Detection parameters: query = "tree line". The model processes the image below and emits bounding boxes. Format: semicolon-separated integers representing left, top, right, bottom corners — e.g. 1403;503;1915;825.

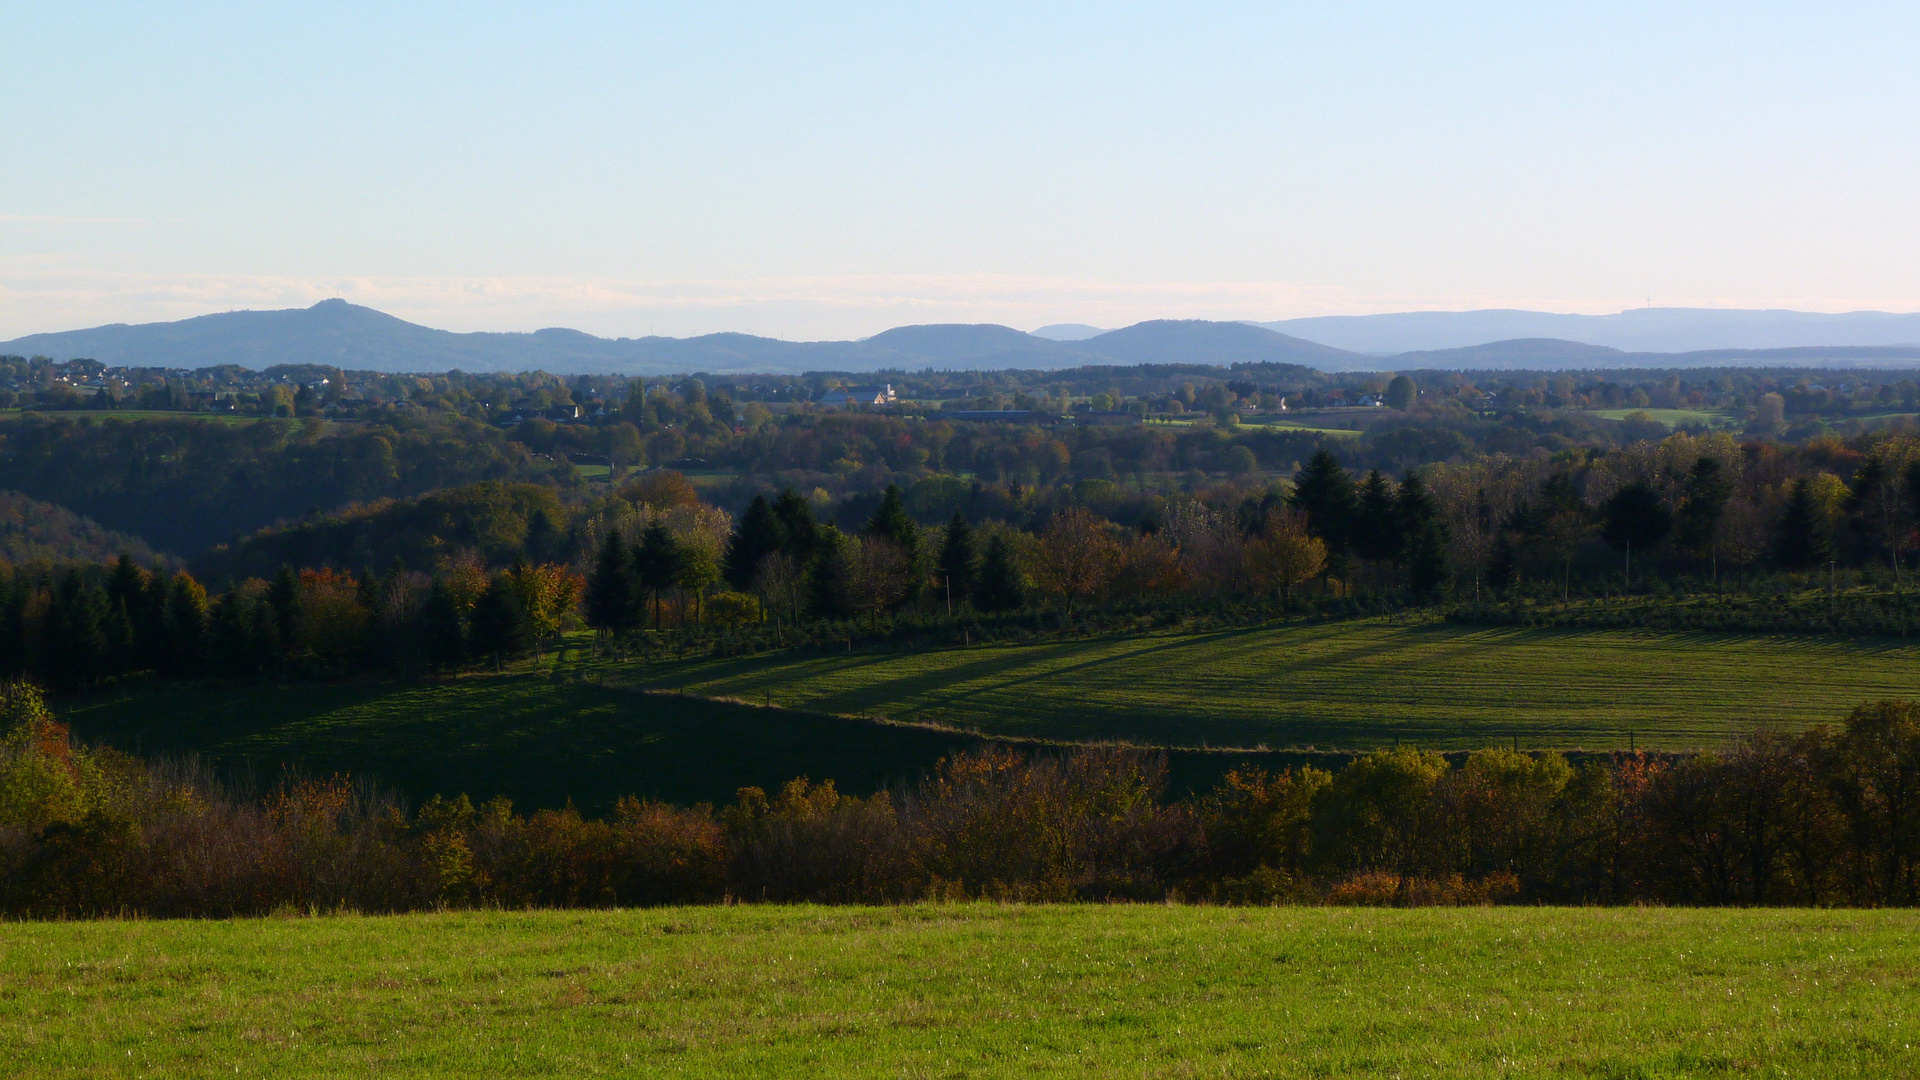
0;555;582;690
8;683;1920;916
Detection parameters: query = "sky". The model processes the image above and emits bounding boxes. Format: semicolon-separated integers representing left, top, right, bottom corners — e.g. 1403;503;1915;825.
2;2;1917;341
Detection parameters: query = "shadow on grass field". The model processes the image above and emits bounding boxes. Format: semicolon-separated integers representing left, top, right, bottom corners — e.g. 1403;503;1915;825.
57;666;1339;811
5;905;1916;1078
58;671;979;813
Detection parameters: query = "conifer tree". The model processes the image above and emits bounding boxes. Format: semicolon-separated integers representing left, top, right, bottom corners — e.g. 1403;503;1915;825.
771;488;820;564
1350;470;1400;564
585;530;639;633
1394;471;1440;550
469;572;525;669
1288;449;1356;553
974;533;1025;613
1600;481;1672;585
208;592;256;677
1395;470;1450;600
1774;478;1834;570
524;508;560;562
1405;522;1450;600
864;484;921;600
805;524;854;621
935;512;978;610
1676;456;1733;571
267;566;300;660
722;495;784;590
420;578;468;670
165;573;210;675
106;554;145;613
46;569;107;691
632;523;683;630
135;568;173;670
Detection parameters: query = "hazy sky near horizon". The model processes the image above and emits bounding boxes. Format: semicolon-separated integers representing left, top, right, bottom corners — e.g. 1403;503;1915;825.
3;2;1917;340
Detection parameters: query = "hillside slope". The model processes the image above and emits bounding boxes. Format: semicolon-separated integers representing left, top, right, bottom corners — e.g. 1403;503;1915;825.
0;491;171;566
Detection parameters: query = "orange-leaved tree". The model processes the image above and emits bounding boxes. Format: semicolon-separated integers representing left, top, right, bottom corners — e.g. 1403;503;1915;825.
1030;508;1119;615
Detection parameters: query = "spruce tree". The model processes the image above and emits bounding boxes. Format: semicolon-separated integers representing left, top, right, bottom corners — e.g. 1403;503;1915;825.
1405;523;1450;600
936;512;978;609
208;593;256;677
136;568;173;671
585;530;639;633
105;554;145;612
525;508;560;562
1394;471;1442;550
420;578;468;670
864;484;921;600
1350;470;1400;564
267;565;300;659
165;574;210;675
468;572;525;668
805;525;853;621
974;533;1025;613
1676;457;1732;565
722;495;784;590
46;569;107;691
1288;449;1356;552
632;523;683;630
1774;478;1834;570
1397;470;1449;599
1600;481;1672;583
248;596;280;672
771;488;820;563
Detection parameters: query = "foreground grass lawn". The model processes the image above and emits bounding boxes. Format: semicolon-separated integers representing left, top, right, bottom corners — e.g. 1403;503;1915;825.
633;618;1920;749
3;905;1916;1078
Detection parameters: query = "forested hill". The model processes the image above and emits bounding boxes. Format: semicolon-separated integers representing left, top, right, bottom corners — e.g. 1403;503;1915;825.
0;491;170;566
190;481;572;584
1;301;1360;375
0;415;572;557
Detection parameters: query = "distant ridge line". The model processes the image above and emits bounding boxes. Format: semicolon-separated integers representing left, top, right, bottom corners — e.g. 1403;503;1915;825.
6;300;1920;376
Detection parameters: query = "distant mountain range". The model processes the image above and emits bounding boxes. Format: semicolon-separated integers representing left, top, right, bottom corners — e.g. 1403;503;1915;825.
1256;308;1920;355
5;299;1920;375
0;302;1353;375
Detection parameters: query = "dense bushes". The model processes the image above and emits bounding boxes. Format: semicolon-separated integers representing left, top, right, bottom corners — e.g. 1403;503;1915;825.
9;680;1920;916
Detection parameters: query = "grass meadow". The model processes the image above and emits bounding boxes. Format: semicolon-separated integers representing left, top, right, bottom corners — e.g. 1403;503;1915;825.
4;904;1917;1078
629;617;1920;750
59;670;976;812
57;618;1920;812
1591;408;1734;427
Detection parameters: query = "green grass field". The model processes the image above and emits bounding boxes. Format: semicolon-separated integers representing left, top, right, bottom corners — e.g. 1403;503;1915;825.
630;617;1920;749
5;905;1916;1078
1591;408;1733;427
59;618;1920;811
59;669;976;812
1237;415;1364;436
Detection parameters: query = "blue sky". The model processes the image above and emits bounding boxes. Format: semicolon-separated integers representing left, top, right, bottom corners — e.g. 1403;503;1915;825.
2;2;1916;338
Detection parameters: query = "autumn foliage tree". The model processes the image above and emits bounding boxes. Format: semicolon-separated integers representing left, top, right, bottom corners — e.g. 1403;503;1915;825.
1245;509;1326;608
1029;509;1119;614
